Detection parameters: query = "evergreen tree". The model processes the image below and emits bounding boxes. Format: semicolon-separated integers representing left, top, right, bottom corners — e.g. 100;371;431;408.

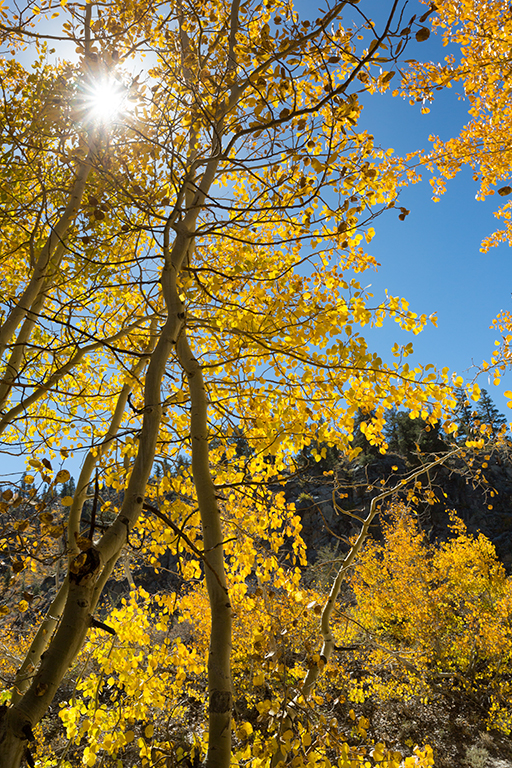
352;409;381;464
476;389;507;439
60;477;76;498
232;427;254;459
384;410;448;463
451;387;507;442
452;387;477;443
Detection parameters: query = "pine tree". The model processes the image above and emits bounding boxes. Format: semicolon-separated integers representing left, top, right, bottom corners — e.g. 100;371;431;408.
476;389;507;439
452;387;477;442
60;477;76;499
384;410;448;463
352;409;381;464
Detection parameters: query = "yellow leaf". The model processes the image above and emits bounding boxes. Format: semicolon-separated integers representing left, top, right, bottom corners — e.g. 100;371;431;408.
238;721;253;740
253;671;265;686
470;383;481;401
370;743;386;761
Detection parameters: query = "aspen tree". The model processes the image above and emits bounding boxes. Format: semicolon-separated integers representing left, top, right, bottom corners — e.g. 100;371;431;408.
0;1;458;765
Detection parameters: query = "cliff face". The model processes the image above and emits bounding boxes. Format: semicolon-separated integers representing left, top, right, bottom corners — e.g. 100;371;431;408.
286;448;512;568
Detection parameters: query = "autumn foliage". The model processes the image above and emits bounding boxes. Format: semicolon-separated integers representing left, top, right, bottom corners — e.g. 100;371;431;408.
348;506;512;733
2;0;512;765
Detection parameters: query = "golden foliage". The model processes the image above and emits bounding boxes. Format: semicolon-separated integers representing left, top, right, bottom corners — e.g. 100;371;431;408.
1;0;503;764
348;505;512;733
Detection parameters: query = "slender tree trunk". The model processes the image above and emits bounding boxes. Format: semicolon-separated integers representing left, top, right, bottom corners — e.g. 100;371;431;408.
10;579;69;706
0;712;26;768
0;151;94;361
0;576;97;766
0;277;180;768
9;342;156;707
177;331;232;768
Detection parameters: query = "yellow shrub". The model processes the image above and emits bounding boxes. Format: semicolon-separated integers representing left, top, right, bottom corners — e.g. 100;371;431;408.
348;505;512;731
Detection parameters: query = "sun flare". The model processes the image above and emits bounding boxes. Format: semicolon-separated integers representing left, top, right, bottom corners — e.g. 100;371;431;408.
86;79;126;123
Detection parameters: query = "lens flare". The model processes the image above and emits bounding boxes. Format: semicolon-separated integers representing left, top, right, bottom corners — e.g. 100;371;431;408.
86;79;126;123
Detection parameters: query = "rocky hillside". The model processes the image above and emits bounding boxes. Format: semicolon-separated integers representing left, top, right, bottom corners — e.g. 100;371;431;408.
289;445;512;570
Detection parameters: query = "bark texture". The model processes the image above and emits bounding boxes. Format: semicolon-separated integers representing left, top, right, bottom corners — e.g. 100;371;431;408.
177;331;233;768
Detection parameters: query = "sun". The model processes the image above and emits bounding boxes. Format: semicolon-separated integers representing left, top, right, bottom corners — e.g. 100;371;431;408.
86;78;127;124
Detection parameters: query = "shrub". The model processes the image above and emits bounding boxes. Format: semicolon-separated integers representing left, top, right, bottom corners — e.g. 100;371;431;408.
348;505;512;733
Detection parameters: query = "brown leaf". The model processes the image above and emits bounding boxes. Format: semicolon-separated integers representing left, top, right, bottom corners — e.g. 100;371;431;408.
415;27;430;42
498;186;512;196
75;534;92;551
420;4;437;23
381;71;395;84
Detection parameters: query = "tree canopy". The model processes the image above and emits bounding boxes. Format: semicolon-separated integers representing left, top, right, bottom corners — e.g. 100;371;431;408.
1;0;512;766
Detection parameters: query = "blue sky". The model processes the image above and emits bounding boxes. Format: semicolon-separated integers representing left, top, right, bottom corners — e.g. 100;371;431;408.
16;0;512;413
336;1;512;414
358;92;512;390
3;0;512;485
